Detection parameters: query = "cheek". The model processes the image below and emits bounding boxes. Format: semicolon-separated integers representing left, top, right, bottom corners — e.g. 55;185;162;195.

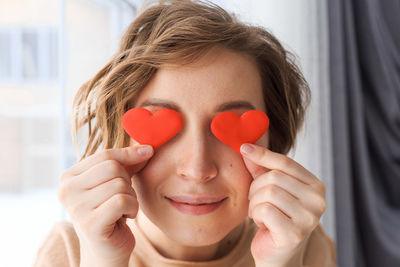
255;131;269;148
132;166;161;199
226;160;253;208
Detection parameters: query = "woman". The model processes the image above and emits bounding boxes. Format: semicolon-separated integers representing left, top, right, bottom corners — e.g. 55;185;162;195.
34;0;337;266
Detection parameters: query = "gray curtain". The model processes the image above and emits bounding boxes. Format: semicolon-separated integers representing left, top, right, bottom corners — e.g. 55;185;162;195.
328;0;400;266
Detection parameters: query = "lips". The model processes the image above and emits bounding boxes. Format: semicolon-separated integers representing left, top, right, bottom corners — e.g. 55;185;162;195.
166;196;227;215
166;195;227;205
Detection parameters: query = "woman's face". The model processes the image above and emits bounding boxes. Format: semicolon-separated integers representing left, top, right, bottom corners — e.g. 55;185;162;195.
130;47;269;246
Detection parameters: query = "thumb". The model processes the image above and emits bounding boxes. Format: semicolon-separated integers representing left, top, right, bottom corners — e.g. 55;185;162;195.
121;145;154;177
241;148;270;180
68;144;153;176
123;160;150;177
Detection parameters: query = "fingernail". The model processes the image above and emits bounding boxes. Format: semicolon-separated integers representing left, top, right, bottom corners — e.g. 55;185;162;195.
241;144;254;155
137;145;153;156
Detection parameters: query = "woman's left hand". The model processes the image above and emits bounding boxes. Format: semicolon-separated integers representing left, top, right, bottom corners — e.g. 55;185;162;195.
240;143;327;267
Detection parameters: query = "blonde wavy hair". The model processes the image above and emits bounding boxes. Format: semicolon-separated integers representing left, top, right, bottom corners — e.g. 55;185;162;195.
71;0;311;161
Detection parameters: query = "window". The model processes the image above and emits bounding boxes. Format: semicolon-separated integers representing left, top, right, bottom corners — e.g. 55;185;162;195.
0;1;138;266
0;27;58;84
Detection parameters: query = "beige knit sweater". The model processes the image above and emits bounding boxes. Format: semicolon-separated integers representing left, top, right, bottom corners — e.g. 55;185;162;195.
33;218;337;267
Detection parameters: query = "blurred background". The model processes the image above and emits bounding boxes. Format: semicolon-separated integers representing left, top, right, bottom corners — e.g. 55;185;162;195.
0;0;398;267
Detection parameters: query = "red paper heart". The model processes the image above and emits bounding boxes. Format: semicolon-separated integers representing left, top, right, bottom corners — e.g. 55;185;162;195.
122;108;183;150
211;110;269;155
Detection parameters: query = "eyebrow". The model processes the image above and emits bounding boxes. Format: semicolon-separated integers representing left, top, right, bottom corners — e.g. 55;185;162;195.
138;98;256;113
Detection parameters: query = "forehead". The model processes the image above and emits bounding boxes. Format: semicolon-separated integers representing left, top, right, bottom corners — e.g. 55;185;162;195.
135;48;266;114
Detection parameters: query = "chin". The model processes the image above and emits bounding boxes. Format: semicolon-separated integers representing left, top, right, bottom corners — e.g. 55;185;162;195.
164;214;244;247
168;223;229;247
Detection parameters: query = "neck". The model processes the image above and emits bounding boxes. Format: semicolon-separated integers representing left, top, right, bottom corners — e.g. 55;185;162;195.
134;210;245;261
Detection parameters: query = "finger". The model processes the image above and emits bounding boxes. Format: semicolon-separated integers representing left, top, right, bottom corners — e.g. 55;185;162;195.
67;145;153;176
248;170;308;200
123;160;150;177
249;184;303;221
242;156;270;180
82;178;137;210
75;159;132;190
251;202;296;248
248;171;326;218
93;193;139;230
240;143;314;184
58;161;132;212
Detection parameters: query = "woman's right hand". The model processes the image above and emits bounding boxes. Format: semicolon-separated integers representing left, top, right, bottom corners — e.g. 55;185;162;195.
58;144;154;267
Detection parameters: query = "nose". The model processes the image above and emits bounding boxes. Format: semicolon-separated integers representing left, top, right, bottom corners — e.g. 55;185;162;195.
176;127;218;184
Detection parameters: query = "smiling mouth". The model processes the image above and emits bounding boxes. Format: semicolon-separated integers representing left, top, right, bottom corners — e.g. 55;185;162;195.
165;197;227;205
165;195;227;204
165;197;228;215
